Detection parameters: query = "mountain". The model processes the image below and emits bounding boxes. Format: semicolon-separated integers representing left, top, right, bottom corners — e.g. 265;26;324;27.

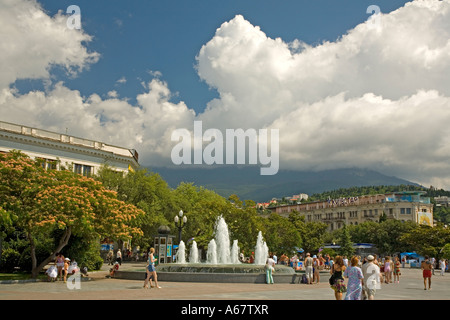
149;166;421;202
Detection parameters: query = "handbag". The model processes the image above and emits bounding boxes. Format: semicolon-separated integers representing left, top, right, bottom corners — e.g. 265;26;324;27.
329;273;335;285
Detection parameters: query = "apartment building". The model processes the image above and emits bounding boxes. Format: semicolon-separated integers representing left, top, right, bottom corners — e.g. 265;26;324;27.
269;191;434;231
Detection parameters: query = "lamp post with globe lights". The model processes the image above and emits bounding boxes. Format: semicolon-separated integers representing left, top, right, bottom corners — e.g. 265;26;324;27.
174;210;187;244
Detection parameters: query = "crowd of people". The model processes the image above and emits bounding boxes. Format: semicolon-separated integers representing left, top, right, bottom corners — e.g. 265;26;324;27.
45;252;88;282
264;251;448;300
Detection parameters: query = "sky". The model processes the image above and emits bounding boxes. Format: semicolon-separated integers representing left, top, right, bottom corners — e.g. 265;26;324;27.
1;0;450;188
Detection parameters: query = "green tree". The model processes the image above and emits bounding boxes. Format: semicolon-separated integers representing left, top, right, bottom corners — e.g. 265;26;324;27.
441;243;450;260
400;224;450;258
262;213;301;256
96;166;176;248
288;211;327;254
338;224;354;257
0;152;145;278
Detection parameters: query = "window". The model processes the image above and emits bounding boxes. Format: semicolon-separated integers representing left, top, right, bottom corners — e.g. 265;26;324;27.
74;164;92;177
406;208;411;214
82;165;92;177
400;208;406;214
37;158;57;170
46;160;57;170
74;164;83;175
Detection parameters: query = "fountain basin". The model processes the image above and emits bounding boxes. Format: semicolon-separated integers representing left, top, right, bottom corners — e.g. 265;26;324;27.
157;263;295;274
112;263;312;283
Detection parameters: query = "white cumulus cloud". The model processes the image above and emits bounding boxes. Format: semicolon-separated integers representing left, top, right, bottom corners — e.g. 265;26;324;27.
1;0;450;189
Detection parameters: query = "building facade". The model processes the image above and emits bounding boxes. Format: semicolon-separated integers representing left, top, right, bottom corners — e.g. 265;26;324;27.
269;191;434;231
0;120;139;175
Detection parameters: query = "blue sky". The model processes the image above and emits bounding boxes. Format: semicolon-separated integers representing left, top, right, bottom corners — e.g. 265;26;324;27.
3;0;450;189
33;0;410;113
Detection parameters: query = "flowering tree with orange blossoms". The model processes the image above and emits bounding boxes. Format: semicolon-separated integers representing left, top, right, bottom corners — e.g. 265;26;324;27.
0;151;144;278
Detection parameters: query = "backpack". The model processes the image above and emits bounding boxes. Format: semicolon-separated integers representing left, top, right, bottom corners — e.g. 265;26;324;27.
301;274;307;284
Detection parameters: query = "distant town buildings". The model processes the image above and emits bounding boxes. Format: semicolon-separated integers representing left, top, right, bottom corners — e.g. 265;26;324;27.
0;120;139;175
268;191;434;231
257;193;309;210
434;196;450;207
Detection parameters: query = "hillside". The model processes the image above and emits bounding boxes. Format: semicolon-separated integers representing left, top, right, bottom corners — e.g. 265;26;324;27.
150;166;421;202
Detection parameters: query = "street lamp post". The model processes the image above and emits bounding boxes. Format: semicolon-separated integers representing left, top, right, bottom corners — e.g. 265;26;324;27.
174;210;187;244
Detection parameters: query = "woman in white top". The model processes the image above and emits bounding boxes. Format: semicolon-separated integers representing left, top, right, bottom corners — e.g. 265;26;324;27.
265;255;276;284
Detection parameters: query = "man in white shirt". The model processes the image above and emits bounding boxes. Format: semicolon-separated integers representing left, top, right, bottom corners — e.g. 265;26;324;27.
361;255;381;300
343;256;349;268
440;258;446;276
304;253;314;284
272;253;278;264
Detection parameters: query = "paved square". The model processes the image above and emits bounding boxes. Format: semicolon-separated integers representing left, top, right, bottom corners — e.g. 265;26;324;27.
1;266;448;300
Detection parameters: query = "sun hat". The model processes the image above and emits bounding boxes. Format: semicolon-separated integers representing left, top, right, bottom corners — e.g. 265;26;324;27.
367;255;374;261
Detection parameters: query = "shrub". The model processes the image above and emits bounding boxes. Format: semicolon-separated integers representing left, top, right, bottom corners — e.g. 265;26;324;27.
0;248;21;272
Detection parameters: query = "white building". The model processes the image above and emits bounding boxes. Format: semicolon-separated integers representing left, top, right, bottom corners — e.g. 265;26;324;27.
0;120;139;175
270;191;434;230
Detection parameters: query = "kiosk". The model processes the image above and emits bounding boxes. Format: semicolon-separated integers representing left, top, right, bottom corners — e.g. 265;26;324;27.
154;225;176;264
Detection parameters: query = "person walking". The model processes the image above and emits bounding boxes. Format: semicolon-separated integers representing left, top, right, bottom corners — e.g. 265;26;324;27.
304;253;314;285
439;258;446;276
143;247;161;289
344;256;364;300
329;256;334;271
384;256;391;284
343;256;349;268
313;255;321;284
116;249;122;266
393;256;401;283
361;255;380;300
431;257;436;275
265;255;276;284
106;249;114;265
330;255;346;300
421;255;433;290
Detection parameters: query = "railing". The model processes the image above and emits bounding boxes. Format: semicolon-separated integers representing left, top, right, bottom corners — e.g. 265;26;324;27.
0;120;136;160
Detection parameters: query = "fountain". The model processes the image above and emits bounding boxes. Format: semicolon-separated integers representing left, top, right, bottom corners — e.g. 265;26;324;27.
230;240;240;264
214;216;232;264
176;240;186;263
176;216;243;265
254;231;269;265
155;215;294;281
189;240;199;263
114;216;296;283
206;239;217;264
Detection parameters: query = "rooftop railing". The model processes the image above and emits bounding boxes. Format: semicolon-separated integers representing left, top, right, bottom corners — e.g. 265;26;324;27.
0;120;136;161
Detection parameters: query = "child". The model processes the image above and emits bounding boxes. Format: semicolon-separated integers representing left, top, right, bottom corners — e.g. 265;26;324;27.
393;256;401;283
63;258;70;283
109;261;119;278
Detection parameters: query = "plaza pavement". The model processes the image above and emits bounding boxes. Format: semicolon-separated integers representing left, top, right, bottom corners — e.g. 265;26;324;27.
0;262;449;301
